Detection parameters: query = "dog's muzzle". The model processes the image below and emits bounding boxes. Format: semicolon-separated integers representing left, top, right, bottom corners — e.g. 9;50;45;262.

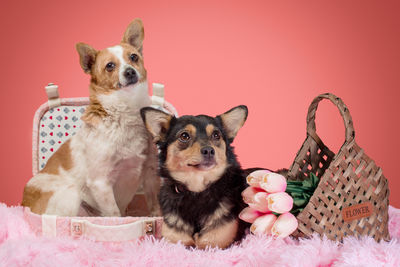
201;146;215;160
123;67;138;86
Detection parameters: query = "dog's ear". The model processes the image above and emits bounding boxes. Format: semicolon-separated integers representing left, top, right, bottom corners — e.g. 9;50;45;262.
122;18;144;54
217;105;248;140
76;43;97;74
141;107;173;143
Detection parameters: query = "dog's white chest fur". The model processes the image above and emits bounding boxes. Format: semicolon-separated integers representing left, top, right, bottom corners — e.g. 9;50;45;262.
73;83;152;214
79;83;150;165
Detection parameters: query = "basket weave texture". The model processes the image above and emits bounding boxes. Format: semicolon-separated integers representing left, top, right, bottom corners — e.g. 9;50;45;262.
288;93;390;242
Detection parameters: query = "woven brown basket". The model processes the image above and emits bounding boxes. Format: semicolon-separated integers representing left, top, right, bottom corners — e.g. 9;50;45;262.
287;93;390;242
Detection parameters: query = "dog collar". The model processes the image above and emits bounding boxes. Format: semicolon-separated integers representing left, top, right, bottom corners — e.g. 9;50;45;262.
174;184;186;194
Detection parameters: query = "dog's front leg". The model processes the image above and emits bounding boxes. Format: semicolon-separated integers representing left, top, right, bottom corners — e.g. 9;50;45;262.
195;219;239;249
141;138;161;216
86;178;121;217
161;223;195;246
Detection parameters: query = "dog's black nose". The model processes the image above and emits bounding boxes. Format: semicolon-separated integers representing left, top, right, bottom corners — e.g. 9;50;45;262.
123;68;138;86
201;146;215;158
124;68;137;79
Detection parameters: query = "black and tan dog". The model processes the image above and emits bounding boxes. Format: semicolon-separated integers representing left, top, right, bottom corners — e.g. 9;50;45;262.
141;105;250;249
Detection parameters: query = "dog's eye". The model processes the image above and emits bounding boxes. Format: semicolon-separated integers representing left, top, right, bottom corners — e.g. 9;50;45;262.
179;132;191;142
212;131;221;140
105;62;115;72
130;54;139;62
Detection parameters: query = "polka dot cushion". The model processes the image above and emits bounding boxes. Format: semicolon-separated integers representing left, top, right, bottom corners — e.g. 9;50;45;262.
38;105;86;170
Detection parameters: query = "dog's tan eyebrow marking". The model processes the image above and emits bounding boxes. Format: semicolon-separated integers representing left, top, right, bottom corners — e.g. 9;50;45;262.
177;124;197;137
206;124;216;137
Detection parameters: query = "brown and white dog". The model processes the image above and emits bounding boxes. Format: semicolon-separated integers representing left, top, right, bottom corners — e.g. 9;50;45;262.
22;19;160;217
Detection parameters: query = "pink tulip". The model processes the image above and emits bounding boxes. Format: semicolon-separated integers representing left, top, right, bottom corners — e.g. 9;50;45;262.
266;192;293;214
239;207;263;223
241;186;263;204
250;213;277;235
246;170;271;188
248;192;270;213
259;172;287;193
271;212;298;238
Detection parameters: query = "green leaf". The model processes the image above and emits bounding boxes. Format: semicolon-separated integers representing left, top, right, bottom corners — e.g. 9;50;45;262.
286;173;319;216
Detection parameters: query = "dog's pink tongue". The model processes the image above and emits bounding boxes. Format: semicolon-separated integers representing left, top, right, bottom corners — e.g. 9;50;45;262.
196;161;216;171
188;159;216;171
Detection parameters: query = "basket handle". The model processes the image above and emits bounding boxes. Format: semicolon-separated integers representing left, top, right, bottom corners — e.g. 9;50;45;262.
306;93;355;143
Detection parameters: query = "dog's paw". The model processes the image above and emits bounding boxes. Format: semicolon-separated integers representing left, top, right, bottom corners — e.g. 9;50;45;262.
195;219;238;249
161;224;195;246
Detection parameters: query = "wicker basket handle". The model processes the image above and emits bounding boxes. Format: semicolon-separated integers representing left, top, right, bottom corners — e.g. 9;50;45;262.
306;93;355;143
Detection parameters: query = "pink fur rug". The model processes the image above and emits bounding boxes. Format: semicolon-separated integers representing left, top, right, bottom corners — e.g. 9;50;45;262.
1;203;400;266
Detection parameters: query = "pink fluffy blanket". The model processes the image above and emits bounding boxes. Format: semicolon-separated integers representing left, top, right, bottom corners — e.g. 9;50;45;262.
1;204;400;266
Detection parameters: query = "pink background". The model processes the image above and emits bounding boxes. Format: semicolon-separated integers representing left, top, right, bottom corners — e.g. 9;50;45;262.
1;1;399;207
